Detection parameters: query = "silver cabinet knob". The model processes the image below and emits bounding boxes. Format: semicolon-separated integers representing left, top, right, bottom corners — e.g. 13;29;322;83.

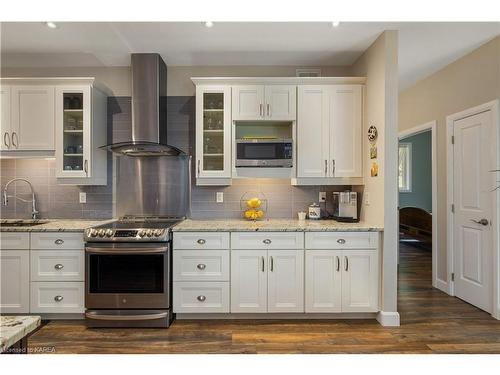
263;239;272;244
337;238;346;244
197;263;206;270
470;218;489;226
197;295;206;302
197;239;206;245
54;264;64;270
54;295;64;302
54;239;64;245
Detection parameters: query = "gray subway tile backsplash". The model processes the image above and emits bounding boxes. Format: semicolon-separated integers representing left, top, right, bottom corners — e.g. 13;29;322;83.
0;95;353;220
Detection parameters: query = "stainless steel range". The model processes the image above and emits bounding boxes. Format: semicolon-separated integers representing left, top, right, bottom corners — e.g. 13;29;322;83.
84;217;183;328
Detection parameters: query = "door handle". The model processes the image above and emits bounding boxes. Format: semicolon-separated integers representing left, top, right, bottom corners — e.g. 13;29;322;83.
267;103;270;117
197;159;200;177
11;132;18;149
344;256;349;271
470;218;489;226
332;159;335;176
270;256;274;272
336;256;340;272
324;160;328;175
259;103;263;117
261;256;265;272
84;159;88;176
3;132;10;149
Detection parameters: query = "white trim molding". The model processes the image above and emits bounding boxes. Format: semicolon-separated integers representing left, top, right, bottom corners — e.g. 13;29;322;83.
191;76;366;86
398;121;439;292
376;311;400;326
446;100;500;319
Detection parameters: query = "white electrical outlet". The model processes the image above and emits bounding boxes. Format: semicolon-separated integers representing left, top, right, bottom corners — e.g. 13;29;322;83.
319;191;326;202
79;192;87;204
216;192;224;203
364;192;370;206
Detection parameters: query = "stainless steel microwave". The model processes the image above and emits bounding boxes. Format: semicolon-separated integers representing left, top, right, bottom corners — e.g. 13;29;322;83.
236;139;293;168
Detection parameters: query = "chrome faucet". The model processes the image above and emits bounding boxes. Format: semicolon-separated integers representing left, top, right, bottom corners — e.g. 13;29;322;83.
2;178;39;219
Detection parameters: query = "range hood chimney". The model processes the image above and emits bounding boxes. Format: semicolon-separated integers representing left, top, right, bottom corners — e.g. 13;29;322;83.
102;53;184;156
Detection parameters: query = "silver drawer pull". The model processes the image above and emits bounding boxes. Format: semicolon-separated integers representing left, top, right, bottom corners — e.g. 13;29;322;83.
54;264;64;270
197;263;206;270
197;295;206;302
197;239;206;245
54;295;64;302
337;239;346;244
263;239;272;244
55;239;64;245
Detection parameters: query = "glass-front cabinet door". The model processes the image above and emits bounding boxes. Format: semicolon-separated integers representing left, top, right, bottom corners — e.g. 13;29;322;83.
55;86;92;179
195;85;231;183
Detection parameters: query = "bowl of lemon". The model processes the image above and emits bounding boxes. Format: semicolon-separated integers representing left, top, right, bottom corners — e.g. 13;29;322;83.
240;192;268;221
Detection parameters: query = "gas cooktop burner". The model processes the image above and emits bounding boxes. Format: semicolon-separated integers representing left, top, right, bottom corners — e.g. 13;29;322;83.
84;216;184;242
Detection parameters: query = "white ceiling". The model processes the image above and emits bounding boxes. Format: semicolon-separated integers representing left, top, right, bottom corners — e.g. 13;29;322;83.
1;22;499;90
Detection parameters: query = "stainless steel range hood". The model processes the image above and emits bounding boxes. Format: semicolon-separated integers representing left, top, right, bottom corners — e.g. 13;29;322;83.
102;53;184;156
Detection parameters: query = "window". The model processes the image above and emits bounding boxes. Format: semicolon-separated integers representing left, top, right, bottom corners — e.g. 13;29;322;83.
399;143;412;192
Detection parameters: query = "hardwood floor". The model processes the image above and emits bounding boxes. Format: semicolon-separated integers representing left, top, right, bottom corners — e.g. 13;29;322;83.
28;242;500;354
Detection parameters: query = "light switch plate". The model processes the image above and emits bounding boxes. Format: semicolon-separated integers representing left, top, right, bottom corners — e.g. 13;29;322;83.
319;191;326;202
216;192;224;203
364;192;370;205
79;192;87;204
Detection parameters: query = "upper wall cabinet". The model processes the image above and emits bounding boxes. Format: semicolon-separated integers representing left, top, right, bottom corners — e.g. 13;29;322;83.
195;85;232;185
296;85;363;183
1;84;55;152
232;85;296;121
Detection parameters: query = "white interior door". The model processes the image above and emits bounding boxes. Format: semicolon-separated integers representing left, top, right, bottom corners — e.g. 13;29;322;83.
452;110;493;313
230;250;267;312
267;250;304;312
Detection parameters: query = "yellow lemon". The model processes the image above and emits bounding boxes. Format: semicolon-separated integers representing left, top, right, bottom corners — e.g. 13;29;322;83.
256;210;264;218
247;197;261;208
244;209;254;219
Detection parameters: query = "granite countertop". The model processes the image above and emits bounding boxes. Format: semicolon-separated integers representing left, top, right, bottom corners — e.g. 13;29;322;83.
172;219;383;232
0;315;41;353
0;219;114;232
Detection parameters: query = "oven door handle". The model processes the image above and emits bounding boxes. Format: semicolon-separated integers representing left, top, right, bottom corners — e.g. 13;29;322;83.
85;311;168;321
85;247;167;254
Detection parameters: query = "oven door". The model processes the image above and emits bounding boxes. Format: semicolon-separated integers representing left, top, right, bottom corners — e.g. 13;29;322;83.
85;243;170;309
236;141;293;167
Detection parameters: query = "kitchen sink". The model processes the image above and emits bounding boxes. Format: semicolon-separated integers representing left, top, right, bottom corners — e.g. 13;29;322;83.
0;219;49;227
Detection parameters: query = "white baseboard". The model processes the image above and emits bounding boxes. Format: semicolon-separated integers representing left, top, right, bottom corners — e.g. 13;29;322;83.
435;278;450;294
376;311;400;326
176;312;377;320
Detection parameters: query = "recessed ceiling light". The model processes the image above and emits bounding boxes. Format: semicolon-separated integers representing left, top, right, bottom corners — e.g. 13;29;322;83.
204;21;214;28
331;21;340;28
45;22;58;29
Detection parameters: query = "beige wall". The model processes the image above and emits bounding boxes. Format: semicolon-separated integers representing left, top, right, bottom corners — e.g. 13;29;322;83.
351;30;400;317
399;36;500;282
1;66;131;96
168;65;352;96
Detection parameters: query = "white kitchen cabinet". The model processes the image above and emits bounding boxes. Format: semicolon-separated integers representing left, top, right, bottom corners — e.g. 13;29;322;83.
30;281;84;314
297;86;330;178
297;84;363;181
30;250;85;282
232;85;296;121
267;249;304;312
341;249;379;312
173;282;229;313
10;85;55;151
230;250;268;313
0;84;12;151
195;85;232;185
55;84;107;185
0;250;30;313
305;250;342;313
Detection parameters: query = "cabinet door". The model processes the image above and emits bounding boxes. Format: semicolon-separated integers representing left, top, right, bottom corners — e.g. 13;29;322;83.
297;86;330;178
0;250;30;313
0;84;12;151
11;85;55;150
305;250;342;312
232;85;264;120
55;86;92;179
268;250;304;312
341;249;379;312
264;85;296;120
329;85;363;177
196;85;232;180
230;250;267;312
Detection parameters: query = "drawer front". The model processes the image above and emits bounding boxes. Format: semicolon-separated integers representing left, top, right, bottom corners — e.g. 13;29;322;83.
31;232;84;250
30;281;84;313
173;232;230;250
31;250;84;282
0;232;30;249
305;232;378;249
173;282;229;313
173;250;229;281
231;232;303;249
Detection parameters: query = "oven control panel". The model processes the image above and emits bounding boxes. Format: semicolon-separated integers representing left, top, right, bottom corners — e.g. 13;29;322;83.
84;228;168;242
